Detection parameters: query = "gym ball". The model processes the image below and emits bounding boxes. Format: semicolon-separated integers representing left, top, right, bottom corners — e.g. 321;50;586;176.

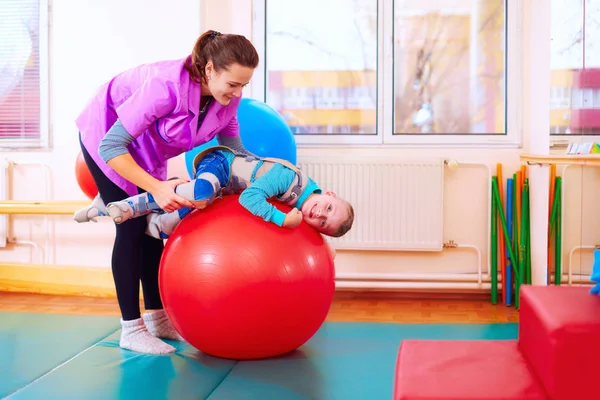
159;195;335;360
75;151;98;200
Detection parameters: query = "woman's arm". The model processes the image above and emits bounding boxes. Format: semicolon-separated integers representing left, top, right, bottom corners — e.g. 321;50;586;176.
106;154;191;212
216;115;256;157
217;134;255;157
99;119;193;212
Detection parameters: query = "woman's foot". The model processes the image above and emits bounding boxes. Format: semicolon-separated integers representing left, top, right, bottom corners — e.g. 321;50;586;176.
119;317;176;354
143;309;185;341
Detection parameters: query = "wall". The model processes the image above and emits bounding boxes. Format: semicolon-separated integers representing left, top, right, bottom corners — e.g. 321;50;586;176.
1;0;595;295
194;0;597;283
1;0;201;269
193;0;536;282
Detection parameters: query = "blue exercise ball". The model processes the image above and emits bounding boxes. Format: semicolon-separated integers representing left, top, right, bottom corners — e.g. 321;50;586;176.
185;98;297;178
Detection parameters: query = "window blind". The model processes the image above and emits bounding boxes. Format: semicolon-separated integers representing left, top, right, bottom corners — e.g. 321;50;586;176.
0;0;40;139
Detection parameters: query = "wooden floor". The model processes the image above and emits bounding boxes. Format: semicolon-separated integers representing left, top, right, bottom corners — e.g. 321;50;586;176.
0;291;518;323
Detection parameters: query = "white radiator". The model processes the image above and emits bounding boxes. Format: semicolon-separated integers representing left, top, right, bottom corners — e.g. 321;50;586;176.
297;156;445;251
0;159;7;248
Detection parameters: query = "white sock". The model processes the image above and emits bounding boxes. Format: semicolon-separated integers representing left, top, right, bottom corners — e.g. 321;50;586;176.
73;194;108;223
143;309;185;341
119;318;176;354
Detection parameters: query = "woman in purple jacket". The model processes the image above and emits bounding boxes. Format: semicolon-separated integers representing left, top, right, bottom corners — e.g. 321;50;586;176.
75;30;259;354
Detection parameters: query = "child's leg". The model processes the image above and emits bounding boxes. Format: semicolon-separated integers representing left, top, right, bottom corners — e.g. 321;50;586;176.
145;206;193;239
107;152;230;225
106;191;162;224
174;151;231;208
73;193;109;223
144;152;231;238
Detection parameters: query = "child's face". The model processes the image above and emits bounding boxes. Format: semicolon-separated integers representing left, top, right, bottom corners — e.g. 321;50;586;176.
300;192;349;236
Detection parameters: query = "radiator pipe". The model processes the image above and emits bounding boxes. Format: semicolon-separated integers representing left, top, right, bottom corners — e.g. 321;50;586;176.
335;280;494;290
445;160;492;281
336;272;491;283
335;241;484;286
7;239;43;264
561;165;593;285
568;245;597;285
6;160;56;264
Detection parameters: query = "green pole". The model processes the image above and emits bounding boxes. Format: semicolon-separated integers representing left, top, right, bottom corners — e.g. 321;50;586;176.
519;182;529;291
548;177;561;284
491;177;498;304
549;178;560;238
555;177;562;286
524;180;531;285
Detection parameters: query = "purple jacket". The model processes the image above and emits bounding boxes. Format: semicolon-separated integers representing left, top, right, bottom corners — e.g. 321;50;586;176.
76;56;241;196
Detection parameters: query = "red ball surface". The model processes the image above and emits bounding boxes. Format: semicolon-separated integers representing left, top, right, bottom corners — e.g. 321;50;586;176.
75;152;98;200
159;195;335;360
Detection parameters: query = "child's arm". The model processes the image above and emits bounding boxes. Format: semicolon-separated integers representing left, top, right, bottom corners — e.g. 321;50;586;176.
238;164;299;227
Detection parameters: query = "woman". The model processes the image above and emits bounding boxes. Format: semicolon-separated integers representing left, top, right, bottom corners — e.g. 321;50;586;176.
76;30;259;354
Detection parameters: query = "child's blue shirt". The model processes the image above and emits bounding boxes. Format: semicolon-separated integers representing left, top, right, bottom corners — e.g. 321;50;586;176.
218;150;321;226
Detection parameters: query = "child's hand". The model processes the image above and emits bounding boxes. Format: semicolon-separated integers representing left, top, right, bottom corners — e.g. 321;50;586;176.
283;208;303;228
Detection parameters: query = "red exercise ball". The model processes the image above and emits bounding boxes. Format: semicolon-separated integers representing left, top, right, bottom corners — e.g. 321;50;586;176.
159;195;335;360
75;152;98;200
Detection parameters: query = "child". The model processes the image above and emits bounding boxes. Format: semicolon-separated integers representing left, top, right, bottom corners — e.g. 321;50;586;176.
75;146;354;242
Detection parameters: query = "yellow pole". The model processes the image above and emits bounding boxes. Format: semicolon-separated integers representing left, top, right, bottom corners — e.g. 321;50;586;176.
0;201;88;215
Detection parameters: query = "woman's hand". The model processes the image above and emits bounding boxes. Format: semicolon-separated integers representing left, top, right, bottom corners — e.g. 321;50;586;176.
107;154;194;212
150;178;194;212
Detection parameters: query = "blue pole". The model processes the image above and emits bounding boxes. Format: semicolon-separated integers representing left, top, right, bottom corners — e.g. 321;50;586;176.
506;178;513;306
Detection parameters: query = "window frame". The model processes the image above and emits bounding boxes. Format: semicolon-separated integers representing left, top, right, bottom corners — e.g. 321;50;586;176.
251;0;523;148
0;0;51;150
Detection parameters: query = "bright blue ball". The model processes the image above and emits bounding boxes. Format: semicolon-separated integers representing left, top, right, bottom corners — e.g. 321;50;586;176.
184;98;297;178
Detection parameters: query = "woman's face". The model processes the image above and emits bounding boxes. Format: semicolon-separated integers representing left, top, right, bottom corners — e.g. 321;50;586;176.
206;62;254;105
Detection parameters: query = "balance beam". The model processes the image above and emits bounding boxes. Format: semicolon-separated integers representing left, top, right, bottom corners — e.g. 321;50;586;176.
0;201;89;215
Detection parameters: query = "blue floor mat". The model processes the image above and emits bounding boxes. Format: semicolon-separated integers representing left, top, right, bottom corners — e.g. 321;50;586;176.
8;331;236;400
0;312;119;398
207;322;519;400
3;313;518;400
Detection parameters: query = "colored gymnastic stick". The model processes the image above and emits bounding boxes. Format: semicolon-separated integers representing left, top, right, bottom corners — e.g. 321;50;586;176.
506;178;513;306
519;181;529;292
548;165;556;284
549;176;562;285
513;173;519;281
496;164;506;303
491;177;498;304
555;177;562;285
524;180;531;285
516;171;522;263
491;180;519;300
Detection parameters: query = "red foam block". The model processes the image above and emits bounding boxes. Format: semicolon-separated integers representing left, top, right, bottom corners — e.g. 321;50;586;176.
394;340;547;400
519;285;600;400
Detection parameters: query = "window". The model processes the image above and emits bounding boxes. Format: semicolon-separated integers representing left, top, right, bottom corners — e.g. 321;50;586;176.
252;0;522;146
0;0;49;149
550;0;600;136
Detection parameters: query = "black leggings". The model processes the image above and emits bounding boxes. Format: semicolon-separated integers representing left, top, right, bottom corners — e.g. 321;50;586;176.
79;135;164;320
